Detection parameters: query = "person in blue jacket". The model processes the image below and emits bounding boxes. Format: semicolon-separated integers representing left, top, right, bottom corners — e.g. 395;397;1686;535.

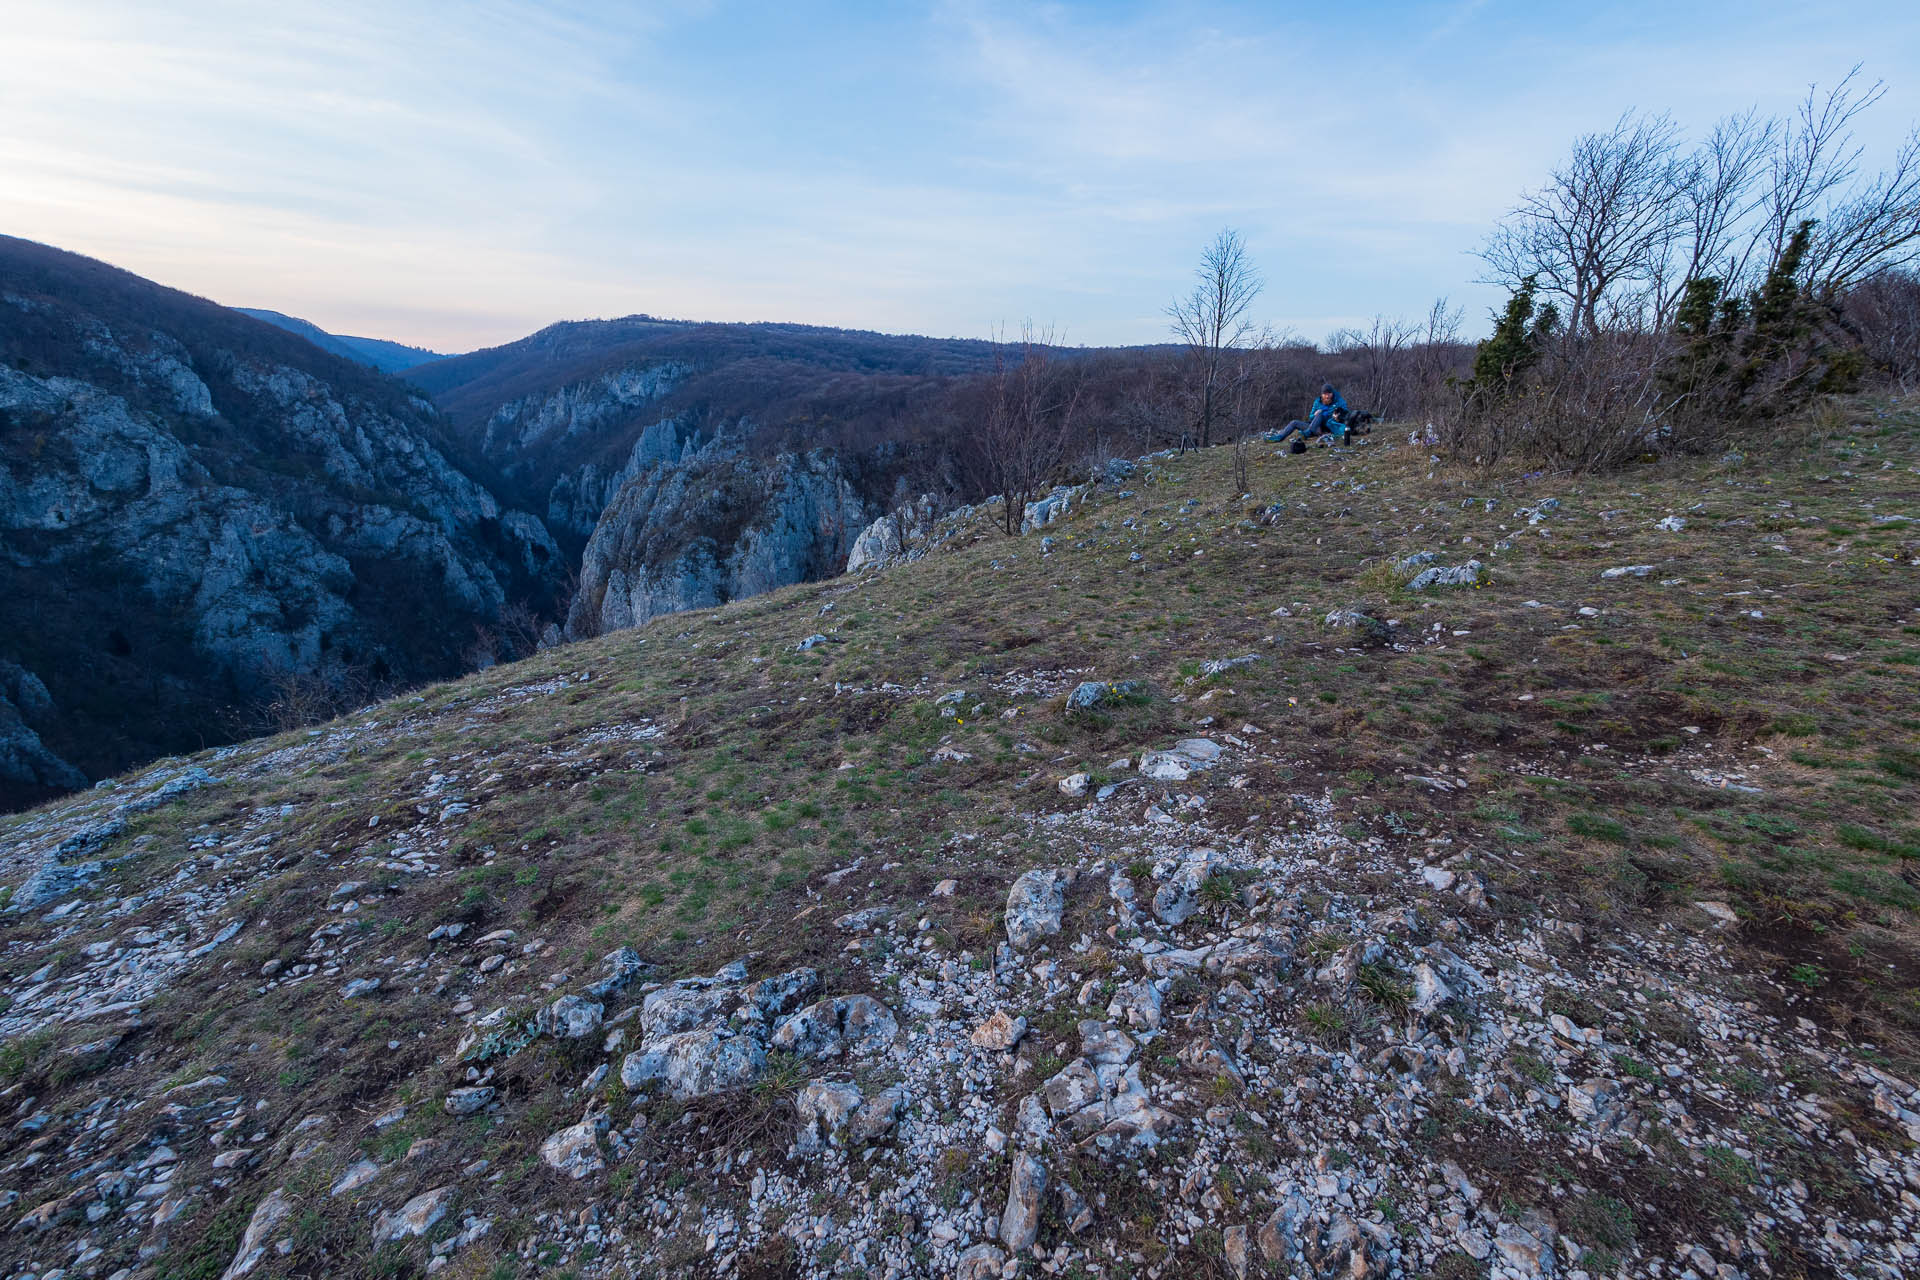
1273;384;1351;445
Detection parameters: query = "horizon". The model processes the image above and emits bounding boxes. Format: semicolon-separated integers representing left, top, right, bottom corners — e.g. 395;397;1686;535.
5;1;1918;353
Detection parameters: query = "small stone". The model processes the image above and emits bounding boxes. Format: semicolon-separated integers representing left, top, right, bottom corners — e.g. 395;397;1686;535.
1224;1224;1250;1280
971;1011;1028;1051
540;1119;605;1180
444;1087;495;1116
1004;868;1070;951
1000;1151;1047;1251
1694;900;1738;926
1492;1220;1556;1277
1411;962;1452;1016
851;1085;908;1144
219;1187;292;1279
954;1243;1007;1280
533;995;604;1039
1080;1021;1135;1065
770;994;899;1059
1058;772;1089;798
374;1186;457;1242
795;1080;863;1150
331;1160;382;1197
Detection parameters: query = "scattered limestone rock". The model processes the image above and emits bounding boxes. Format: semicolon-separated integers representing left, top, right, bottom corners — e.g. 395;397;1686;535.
1152;848;1221;924
742;966;821;1019
955;1243;1007;1280
1323;608;1391;644
374;1186;456;1242
534;994;604;1039
1224;1223;1251;1279
330;1160;382;1198
970;1010;1028;1051
1065;679;1144;711
771;994;899;1059
1106;978;1164;1031
851;1084;908;1143
1138;737;1222;783
1000;1151;1048;1251
622;1026;766;1098
219;1187;291;1280
1004;867;1071;950
1492;1218;1556;1278
1406;559;1484;590
795;1080;863;1151
540;1117;606;1180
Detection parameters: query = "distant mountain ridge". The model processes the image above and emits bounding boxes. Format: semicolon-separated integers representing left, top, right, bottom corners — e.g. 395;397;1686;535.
234;306;450;373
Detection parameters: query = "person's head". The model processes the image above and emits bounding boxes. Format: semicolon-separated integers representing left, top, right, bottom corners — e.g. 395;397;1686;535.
1319;383;1336;404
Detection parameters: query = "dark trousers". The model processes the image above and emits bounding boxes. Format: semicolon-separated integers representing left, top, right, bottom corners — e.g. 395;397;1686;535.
1276;410;1345;443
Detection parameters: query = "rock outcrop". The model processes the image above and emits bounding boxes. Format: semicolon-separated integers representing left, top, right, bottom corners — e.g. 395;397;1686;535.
567;446;868;637
845;494;978;573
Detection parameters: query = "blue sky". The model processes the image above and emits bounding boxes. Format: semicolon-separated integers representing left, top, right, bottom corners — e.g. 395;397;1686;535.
4;1;1916;352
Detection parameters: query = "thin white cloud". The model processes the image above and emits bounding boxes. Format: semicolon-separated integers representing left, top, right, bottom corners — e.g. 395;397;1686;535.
2;0;1914;349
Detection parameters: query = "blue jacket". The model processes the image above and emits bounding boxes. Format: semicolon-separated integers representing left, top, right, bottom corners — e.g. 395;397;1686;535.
1308;391;1349;420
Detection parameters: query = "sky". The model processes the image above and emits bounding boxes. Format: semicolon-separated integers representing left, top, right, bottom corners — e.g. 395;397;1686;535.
4;0;1917;353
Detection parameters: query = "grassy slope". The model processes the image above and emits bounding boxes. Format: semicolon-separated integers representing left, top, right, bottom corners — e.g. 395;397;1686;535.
2;395;1917;1277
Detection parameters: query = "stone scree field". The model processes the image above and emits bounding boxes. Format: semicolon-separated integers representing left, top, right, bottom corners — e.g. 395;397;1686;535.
2;397;1919;1280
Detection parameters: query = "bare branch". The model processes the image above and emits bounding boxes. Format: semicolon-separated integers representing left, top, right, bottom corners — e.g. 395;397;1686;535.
1166;228;1264;447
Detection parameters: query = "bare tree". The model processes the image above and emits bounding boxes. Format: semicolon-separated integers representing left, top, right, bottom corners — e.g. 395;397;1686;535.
1649;109;1776;323
1845;267;1920;387
1742;68;1888;283
495;600;548;660
1330;315;1423;417
1800;128;1920;295
967;325;1082;535
1480;111;1684;341
1167;229;1263;448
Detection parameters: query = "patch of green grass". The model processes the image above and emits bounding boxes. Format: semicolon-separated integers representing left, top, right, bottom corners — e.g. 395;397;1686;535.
1299;1002;1351;1046
1567;812;1632;844
1562;1191;1636;1268
1837;824;1920;859
1704;1144;1757;1190
1357;962;1412;1011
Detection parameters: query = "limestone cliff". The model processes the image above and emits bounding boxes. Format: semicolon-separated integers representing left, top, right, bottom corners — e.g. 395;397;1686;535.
567;442;867;636
0;236;562;809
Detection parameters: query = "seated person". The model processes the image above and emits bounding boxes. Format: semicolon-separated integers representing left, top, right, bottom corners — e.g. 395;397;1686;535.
1273;384;1351;444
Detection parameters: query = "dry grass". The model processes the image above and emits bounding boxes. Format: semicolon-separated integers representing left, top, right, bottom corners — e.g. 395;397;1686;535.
4;393;1919;1275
